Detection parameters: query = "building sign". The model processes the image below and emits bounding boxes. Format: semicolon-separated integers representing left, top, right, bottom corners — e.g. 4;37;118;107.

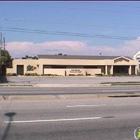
134;127;140;140
69;69;82;74
66;69;85;76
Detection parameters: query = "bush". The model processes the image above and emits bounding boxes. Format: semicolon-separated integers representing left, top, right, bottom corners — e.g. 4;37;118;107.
86;74;91;76
68;74;84;76
42;74;59;76
112;73;129;76
25;73;38;76
69;74;76;76
95;73;104;76
27;65;36;71
6;73;17;76
77;74;84;76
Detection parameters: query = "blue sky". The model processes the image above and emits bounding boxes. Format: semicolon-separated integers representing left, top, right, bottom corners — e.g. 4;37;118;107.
1;1;140;58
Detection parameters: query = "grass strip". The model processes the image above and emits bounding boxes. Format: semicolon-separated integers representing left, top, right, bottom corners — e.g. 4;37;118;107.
101;82;140;85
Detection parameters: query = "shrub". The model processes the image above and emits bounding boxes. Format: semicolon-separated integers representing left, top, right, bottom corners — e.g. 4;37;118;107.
112;73;129;76
69;74;75;76
86;74;91;76
95;73;104;76
42;74;59;76
27;65;36;71
6;73;17;76
25;73;38;76
77;74;84;76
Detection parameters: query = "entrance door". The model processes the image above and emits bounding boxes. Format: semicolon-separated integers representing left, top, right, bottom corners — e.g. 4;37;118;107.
17;65;24;75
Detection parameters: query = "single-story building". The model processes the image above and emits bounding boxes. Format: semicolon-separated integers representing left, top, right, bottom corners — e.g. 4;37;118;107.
7;54;139;76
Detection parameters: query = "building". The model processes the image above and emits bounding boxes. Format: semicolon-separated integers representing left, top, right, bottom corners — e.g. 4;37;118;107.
133;51;140;63
133;51;140;71
7;54;139;76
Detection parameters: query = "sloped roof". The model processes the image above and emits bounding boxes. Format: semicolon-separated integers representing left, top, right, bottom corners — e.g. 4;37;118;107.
37;54;133;60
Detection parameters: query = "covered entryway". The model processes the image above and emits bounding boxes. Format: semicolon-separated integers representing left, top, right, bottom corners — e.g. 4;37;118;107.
113;66;129;75
17;65;24;75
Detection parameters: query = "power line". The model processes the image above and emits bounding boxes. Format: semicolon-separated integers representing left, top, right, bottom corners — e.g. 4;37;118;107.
0;26;138;41
1;18;140;31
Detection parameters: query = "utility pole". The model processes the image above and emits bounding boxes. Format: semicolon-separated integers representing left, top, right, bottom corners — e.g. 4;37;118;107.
3;37;5;50
0;33;2;75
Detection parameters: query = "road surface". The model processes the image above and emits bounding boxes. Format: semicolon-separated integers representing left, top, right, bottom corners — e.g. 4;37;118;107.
0;97;140;140
0;86;140;95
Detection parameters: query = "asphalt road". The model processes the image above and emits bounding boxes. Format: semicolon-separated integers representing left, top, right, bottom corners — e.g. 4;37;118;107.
0;86;140;95
0;97;140;140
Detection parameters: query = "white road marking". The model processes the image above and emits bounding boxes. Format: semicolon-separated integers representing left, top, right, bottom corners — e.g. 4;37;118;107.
4;117;101;124
66;104;106;108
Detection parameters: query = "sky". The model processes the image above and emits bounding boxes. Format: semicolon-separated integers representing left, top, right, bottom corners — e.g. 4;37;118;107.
0;1;140;58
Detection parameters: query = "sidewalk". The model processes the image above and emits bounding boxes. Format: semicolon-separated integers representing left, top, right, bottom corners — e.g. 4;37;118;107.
1;76;140;87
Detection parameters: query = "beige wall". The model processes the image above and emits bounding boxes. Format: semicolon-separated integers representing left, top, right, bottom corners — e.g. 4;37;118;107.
44;69;65;76
7;68;14;74
38;59;108;75
9;59;39;75
6;56;139;76
86;69;101;75
43;68;101;76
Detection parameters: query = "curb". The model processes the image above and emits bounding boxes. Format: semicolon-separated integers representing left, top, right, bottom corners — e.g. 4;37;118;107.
0;94;105;101
0;84;107;87
0;95;58;101
0;84;33;87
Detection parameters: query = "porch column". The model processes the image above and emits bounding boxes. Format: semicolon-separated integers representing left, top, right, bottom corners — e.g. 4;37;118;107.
39;64;43;75
129;65;132;75
14;64;17;74
24;64;27;75
110;65;113;75
135;65;138;75
105;65;108;75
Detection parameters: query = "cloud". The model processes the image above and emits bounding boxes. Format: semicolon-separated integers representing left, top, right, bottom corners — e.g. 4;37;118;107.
112;38;140;56
6;41;89;58
87;38;140;56
6;39;140;58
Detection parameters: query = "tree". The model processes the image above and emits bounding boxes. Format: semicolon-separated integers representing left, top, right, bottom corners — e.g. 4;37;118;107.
58;53;62;55
0;50;12;76
1;50;11;65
